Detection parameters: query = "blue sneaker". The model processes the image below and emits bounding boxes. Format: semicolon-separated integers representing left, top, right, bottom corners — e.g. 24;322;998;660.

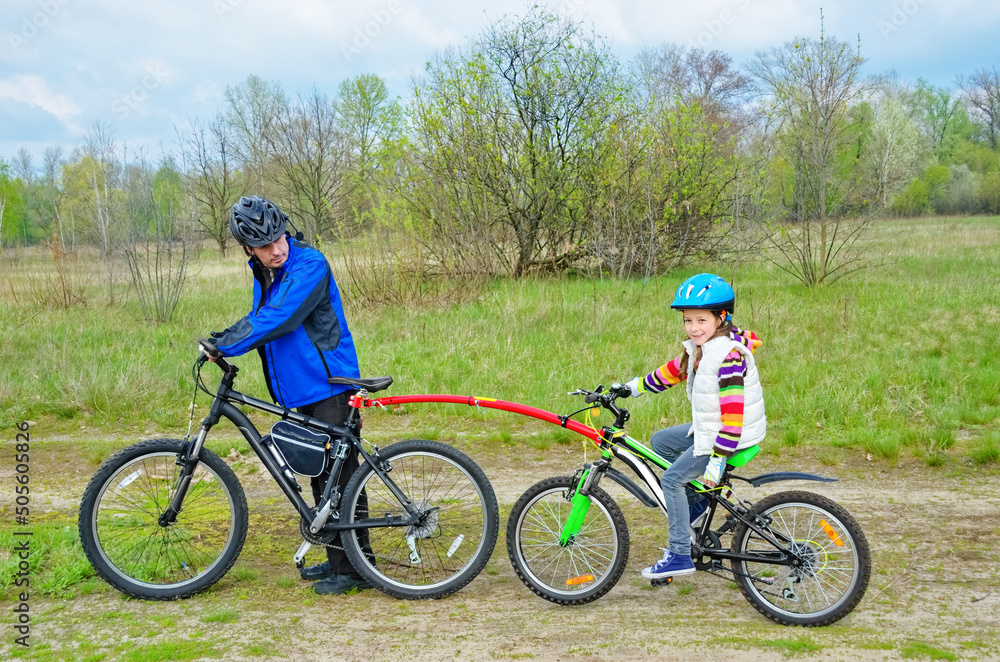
641;549;696;579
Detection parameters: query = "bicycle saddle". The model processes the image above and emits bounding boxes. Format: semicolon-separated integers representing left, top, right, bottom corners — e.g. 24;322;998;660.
327;376;394;393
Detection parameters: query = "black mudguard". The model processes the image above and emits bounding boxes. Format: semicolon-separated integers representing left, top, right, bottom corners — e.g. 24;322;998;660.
736;471;839;488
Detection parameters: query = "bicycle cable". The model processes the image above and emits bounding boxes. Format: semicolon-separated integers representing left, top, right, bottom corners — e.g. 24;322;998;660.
183;359;204;443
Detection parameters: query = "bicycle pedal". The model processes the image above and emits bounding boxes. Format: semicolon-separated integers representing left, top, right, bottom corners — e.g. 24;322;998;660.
650;577;673;587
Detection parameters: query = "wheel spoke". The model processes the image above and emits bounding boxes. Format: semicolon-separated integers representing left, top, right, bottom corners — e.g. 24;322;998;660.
508;479;627;603
733;494;869;625
343;444;496;597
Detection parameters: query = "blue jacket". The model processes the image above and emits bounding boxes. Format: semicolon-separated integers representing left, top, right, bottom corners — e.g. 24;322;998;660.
211;237;360;408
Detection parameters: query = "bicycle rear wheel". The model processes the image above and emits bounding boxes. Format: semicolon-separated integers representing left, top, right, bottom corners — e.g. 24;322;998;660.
507;476;629;605
78;439;248;600
732;490;871;626
341;439;499;599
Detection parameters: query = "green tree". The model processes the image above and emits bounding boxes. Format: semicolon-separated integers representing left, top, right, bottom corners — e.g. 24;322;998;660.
902;79;978;164
0;157;27;249
337;74;404;227
406;7;619;277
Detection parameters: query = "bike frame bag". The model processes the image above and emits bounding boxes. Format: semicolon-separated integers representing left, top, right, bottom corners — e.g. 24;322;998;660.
269;420;330;477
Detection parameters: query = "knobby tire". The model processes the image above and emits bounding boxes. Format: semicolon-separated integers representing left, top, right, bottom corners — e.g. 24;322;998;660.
78;439;248;600
731;490;871;626
507;476;630;605
340;439;499;600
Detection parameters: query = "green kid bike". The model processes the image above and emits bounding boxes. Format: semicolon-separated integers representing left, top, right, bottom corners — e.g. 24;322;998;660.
505;384;871;627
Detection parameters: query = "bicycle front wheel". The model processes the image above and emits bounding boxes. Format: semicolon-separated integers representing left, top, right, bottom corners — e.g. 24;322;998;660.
78;439;248;600
341;439;499;599
507;476;629;605
732;490;871;626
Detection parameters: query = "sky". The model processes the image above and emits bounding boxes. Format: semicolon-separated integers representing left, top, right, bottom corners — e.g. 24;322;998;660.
1;0;998;165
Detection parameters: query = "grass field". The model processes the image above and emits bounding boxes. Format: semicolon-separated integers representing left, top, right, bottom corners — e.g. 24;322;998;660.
1;215;999;661
2;215;999;466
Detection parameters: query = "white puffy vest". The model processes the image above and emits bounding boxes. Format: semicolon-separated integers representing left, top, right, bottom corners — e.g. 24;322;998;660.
682;335;767;456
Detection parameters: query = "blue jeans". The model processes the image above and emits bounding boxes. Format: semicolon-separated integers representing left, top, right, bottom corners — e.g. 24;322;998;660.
650;424;710;557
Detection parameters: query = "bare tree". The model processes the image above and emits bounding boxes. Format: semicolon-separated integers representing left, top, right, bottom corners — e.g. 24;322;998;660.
958;66;1000;149
42;146;68;249
176;113;245;256
635;44;753;134
120;154;191;321
224;75;285;196
14;147;35;185
864;95;922;208
81;122;124;301
267;88;347;242
749;15;872;285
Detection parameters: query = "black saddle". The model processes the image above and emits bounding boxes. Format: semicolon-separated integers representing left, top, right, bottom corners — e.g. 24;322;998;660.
327;376;393;393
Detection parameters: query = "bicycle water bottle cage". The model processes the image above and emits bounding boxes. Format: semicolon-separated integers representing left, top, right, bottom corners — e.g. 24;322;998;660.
270;420;331;477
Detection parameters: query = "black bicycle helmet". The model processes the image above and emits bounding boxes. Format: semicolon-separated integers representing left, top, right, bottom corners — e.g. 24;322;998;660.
229;196;288;247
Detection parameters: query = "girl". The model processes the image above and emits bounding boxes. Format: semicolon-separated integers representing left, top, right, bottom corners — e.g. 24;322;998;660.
622;273;766;579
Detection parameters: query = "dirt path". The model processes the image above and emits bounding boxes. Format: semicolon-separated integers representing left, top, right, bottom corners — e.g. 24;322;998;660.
3;430;999;661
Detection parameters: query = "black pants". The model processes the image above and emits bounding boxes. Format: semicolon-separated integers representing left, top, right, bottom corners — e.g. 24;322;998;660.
297;392;373;577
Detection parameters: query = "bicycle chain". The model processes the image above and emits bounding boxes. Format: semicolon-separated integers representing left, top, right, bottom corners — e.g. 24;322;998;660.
299;517;341;547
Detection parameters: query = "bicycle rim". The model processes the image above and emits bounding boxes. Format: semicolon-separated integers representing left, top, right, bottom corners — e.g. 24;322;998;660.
737;502;862;621
90;452;238;589
514;485;620;598
350;451;490;591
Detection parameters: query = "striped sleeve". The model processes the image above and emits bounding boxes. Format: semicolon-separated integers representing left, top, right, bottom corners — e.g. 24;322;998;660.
731;327;762;354
714;349;747;456
641;353;686;394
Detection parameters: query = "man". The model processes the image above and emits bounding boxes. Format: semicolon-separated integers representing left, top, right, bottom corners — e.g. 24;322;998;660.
206;195;372;595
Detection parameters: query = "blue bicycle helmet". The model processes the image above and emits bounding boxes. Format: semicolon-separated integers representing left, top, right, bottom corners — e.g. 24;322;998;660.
670;273;735;315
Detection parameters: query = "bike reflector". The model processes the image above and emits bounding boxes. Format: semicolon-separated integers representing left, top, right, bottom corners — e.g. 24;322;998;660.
566;574;595;586
820;519;843;546
270;420;331;477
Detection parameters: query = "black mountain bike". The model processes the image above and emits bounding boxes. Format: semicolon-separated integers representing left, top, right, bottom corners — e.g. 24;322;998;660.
78;342;499;601
507;385;870;626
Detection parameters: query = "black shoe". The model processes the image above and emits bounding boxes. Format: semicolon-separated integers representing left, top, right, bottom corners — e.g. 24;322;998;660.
313;574;372;595
299;561;337;581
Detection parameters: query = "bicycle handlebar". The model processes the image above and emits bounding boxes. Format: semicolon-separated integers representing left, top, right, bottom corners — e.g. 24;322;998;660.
569;383;631;429
198;339;237;377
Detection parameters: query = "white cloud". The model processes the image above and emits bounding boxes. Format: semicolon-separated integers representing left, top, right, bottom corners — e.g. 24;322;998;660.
0;74;81;128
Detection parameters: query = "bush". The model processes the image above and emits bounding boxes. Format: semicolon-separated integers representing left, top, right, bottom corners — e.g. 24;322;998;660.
935;165;979;215
976;173;1000;214
891;178;930;216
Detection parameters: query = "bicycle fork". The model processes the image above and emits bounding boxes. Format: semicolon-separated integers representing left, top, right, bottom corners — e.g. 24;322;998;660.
159;425;211;527
559;458;610;546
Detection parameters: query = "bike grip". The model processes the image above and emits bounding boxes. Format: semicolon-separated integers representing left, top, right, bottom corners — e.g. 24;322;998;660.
584;392;600;404
198;338;222;358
